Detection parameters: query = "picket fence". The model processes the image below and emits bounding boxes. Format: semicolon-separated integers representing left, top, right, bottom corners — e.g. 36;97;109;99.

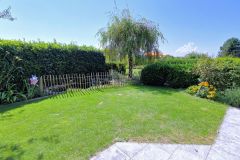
39;70;127;96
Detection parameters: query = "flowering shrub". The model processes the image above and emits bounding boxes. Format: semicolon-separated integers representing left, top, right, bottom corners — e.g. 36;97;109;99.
186;82;217;99
195;58;240;90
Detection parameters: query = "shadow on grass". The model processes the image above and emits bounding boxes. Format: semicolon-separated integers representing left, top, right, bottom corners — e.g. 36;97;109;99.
0;134;60;160
0;97;49;114
130;84;182;95
0;88;105;114
0;85;181;114
0;144;25;160
51;88;104;99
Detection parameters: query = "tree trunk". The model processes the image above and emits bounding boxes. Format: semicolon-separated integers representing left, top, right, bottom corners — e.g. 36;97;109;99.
128;55;133;78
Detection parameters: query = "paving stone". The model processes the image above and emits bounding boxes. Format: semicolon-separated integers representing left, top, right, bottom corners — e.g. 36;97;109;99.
115;142;148;158
224;107;240;125
217;122;240;142
91;145;130;160
211;140;240;157
132;144;172;160
154;144;179;154
168;145;211;160
207;148;240;160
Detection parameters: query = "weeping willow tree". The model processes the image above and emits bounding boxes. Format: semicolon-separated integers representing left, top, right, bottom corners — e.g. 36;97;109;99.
98;9;164;78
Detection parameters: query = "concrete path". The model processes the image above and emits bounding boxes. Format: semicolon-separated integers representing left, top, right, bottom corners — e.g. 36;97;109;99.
91;107;240;160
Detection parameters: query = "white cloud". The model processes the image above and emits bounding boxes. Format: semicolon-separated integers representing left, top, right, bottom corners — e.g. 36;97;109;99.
175;42;199;56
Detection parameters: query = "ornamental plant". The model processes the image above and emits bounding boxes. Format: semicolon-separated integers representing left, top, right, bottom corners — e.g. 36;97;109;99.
186;82;217;100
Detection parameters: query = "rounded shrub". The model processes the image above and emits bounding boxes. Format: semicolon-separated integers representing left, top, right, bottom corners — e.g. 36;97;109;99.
141;62;198;88
166;66;198;88
140;63;170;86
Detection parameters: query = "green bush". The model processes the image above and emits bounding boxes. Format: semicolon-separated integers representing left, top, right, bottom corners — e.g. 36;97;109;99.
141;63;170;86
106;63;126;73
195;58;240;90
140;61;198;88
217;88;240;107
166;65;198;88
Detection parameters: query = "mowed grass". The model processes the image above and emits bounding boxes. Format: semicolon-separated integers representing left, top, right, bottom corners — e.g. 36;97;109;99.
0;85;227;160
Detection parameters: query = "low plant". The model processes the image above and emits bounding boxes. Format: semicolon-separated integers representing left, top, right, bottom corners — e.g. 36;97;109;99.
0;52;26;104
0;84;26;104
23;77;40;99
186;82;217;100
217;88;240;107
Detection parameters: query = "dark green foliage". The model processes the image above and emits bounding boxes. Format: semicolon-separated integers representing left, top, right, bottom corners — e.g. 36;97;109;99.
0;53;26;104
141;59;198;88
141;63;170;86
217;88;240;107
0;39;106;81
219;37;240;57
166;66;198;88
106;63;126;73
195;58;240;90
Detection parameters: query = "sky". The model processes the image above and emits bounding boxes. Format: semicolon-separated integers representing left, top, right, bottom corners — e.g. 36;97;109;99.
0;0;240;57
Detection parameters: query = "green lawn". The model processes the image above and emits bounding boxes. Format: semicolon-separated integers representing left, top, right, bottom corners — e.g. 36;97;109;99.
0;85;227;160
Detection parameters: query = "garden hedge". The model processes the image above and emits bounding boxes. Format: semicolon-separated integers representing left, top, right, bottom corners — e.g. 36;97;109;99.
0;39;107;77
140;59;199;88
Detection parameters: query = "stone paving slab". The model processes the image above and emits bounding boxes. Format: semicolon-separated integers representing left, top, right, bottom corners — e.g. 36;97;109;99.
90;107;240;160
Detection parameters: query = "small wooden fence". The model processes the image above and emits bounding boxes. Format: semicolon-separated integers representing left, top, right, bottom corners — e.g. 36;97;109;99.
39;70;127;96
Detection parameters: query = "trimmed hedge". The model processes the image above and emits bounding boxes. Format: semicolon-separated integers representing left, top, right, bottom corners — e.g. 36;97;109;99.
141;58;199;88
0;40;107;77
0;39;107;94
140;63;169;86
195;58;240;90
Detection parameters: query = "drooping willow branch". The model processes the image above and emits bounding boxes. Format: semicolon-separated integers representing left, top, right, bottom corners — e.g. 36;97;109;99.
0;7;15;21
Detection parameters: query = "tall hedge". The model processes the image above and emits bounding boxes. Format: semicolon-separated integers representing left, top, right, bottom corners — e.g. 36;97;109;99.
0;39;107;93
141;58;199;88
0;39;106;77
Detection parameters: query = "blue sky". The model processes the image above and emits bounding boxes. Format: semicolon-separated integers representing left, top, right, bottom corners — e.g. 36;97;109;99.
0;0;240;56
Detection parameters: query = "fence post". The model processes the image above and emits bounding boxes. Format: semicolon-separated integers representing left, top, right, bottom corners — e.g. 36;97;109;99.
39;76;44;96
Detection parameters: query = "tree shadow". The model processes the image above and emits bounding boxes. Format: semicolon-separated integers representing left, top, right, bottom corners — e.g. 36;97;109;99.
130;84;181;95
0;97;50;114
0;144;25;160
51;88;104;99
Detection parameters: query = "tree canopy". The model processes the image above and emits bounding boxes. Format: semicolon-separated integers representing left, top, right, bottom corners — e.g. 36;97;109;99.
219;37;240;57
98;9;164;78
184;52;209;59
